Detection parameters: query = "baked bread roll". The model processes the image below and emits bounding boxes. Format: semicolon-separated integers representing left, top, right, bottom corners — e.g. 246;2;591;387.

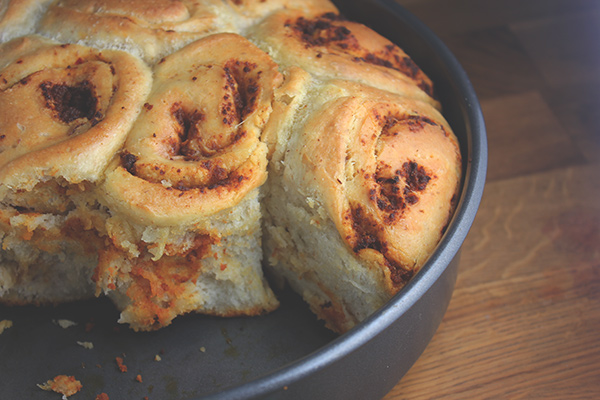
0;34;152;304
95;33;281;330
0;0;462;333
262;78;461;332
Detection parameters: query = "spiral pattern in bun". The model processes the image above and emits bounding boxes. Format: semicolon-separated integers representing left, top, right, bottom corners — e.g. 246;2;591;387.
0;35;152;190
101;33;281;225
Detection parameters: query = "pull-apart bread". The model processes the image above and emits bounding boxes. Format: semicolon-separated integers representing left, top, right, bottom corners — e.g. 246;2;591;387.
0;0;461;333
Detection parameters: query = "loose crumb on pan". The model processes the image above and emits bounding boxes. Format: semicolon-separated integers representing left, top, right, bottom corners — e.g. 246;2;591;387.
154;354;162;361
115;356;128;373
95;393;110;400
0;319;13;334
53;319;78;329
37;375;82;398
77;341;94;349
135;374;143;383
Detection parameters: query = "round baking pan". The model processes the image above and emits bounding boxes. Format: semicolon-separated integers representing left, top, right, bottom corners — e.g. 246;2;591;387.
0;1;486;399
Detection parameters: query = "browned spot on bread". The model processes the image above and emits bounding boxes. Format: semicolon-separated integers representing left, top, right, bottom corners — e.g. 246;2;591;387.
39;80;99;123
349;204;412;286
170;103;206;160
381;113;438;136
401;161;432;193
384;257;414;285
285;13;435;98
120;151;138;174
350;204;387;254
287;13;356;49
222;59;260;125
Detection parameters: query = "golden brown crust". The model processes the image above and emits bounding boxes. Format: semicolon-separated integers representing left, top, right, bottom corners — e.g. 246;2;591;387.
37;0;232;63
0;0;54;42
225;0;337;20
250;10;440;108
100;33;282;227
0;35;152;191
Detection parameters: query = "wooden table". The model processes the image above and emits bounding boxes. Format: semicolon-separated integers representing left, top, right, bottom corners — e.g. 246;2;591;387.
385;1;600;398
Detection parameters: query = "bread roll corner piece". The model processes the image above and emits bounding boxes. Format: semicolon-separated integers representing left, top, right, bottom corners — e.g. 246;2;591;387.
263;82;461;334
0;35;152;307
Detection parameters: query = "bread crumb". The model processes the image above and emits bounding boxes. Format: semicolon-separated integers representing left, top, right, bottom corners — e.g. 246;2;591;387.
135;374;143;383
37;375;82;398
54;319;78;329
95;393;109;400
77;341;94;349
0;319;13;334
115;356;127;373
199;346;206;353
154;354;162;361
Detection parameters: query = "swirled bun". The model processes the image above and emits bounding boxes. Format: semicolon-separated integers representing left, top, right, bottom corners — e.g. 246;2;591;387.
0;35;152;304
0;0;461;333
263;78;461;332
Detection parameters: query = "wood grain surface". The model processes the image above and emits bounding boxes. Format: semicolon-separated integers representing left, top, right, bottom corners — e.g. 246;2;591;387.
386;1;600;398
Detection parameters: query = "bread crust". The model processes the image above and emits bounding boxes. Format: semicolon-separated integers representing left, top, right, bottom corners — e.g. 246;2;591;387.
250;10;440;108
38;0;230;63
